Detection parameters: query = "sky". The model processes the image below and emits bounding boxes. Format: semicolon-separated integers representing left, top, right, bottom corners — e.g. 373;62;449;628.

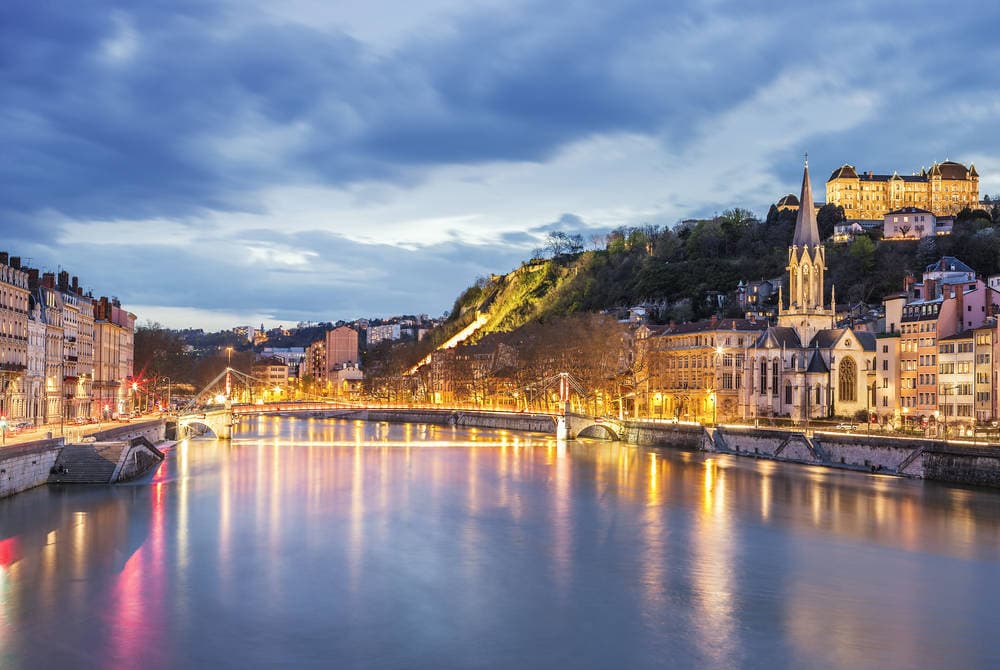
4;1;1000;330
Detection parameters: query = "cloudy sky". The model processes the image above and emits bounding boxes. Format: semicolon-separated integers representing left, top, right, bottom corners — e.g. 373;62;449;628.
4;1;1000;330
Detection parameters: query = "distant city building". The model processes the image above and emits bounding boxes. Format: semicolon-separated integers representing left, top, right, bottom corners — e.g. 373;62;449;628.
367;323;401;346
252;356;289;395
260;347;306;378
327;326;359;369
827;160;979;220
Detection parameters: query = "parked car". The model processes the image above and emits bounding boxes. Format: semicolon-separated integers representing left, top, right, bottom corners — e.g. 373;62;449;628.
835;423;858;431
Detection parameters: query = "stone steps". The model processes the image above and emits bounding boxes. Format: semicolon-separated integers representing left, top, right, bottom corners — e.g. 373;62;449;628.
48;443;124;484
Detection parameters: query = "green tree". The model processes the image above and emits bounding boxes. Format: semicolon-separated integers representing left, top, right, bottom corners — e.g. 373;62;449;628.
817;204;846;240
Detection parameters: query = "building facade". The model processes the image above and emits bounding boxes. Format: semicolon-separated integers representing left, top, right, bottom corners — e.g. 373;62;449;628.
827;161;979;220
0;254;30;422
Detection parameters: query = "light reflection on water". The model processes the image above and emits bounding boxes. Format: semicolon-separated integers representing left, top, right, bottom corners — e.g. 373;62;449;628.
1;415;1000;669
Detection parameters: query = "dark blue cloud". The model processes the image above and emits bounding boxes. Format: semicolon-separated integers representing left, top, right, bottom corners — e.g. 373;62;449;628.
4;0;1000;324
5;0;1000;224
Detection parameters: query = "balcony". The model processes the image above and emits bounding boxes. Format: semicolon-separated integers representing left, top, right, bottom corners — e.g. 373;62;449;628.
0;362;26;372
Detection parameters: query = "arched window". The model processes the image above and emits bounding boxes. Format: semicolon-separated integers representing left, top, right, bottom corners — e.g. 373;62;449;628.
760;359;767;395
839;356;857;402
784;383;792;405
771;359;779;395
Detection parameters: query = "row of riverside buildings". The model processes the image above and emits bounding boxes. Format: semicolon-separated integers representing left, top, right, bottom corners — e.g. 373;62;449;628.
636;162;1000;434
0;253;135;427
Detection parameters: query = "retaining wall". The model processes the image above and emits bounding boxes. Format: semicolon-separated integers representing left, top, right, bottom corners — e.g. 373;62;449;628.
622;422;702;449
0;439;63;498
922;446;1000;488
91;419;166;445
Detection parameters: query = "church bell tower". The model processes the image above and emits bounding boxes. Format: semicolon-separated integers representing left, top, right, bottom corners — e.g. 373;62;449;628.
779;157;834;342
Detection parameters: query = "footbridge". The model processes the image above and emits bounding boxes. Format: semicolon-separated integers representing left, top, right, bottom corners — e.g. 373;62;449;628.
177;407;235;439
564;413;625;440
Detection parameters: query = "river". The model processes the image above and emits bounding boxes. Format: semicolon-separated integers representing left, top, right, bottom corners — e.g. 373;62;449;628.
2;416;1000;669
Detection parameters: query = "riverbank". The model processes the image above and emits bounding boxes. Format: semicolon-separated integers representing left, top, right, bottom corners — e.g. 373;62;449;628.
0;419;169;499
286;407;1000;490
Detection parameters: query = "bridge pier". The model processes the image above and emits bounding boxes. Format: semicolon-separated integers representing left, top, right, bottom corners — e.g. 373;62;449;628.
556;415;570;440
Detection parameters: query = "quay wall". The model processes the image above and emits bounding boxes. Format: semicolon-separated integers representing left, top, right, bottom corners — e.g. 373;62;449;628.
923;446;1000;488
621;422;701;450
0;439;63;498
1;420;169;499
91;419;166;445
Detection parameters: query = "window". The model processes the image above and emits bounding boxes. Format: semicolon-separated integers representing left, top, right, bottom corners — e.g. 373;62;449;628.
760;359;767;395
839;357;857;402
785;383;792;405
771;360;779;396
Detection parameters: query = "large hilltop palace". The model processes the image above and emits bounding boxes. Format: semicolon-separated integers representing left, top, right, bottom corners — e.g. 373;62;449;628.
825;160;979;220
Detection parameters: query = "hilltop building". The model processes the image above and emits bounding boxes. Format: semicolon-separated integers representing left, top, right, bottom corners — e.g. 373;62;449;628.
826;160;979;220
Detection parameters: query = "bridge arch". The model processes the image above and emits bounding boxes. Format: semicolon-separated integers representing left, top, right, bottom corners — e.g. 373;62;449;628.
575;423;621;441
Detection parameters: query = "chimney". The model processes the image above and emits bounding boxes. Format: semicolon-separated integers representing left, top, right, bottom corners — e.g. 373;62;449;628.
924;278;936;300
57;270;70;291
10;256;20;270
42;272;56;289
28;268;40;289
0;252;7;266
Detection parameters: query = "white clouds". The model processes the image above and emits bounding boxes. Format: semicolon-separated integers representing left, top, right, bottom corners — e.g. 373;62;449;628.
6;0;1000;330
100;13;139;63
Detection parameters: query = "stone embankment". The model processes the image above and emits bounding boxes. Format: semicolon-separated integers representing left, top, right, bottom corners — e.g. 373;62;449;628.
329;408;1000;490
0;419;168;499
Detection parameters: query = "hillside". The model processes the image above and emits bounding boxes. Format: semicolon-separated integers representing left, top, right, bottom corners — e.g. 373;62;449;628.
444;205;1000;337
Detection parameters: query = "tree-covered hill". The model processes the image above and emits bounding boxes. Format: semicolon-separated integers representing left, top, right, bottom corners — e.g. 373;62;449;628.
438;203;1000;343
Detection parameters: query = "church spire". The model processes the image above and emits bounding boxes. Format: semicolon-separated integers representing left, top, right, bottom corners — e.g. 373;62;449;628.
792;156;821;248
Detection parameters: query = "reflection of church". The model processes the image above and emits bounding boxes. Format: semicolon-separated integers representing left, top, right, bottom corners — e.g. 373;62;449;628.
745;160;875;421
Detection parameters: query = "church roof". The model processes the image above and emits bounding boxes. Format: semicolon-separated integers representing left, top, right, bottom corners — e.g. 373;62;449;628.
805;349;829;373
755;327;802;349
792;160;821;247
855;332;877;352
808;328;846;349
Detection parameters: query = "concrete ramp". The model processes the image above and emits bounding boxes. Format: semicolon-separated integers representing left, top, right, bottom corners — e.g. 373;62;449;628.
48;438;164;485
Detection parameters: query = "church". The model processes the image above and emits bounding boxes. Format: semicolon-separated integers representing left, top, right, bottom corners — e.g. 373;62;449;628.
744;160;876;422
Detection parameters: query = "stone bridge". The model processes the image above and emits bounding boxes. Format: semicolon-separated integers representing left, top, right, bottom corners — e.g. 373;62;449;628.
564;413;625;440
177;407;234;439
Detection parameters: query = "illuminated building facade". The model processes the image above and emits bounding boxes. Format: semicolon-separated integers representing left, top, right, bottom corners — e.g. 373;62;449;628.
826;160;979;220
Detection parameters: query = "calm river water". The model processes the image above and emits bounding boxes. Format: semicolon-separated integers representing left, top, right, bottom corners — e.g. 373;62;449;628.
2;416;1000;669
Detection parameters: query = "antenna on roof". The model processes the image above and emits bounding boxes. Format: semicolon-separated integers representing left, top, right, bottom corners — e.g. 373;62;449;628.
804;151;809;168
